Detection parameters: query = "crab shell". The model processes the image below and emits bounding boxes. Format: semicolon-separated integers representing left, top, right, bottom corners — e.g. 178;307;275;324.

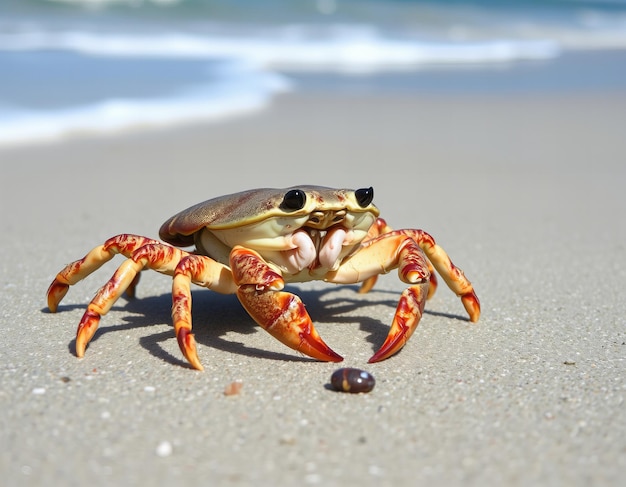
158;186;380;279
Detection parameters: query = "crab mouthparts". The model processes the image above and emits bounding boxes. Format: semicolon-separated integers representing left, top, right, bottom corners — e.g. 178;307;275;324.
306;209;347;229
280;210;354;274
303;224;348;270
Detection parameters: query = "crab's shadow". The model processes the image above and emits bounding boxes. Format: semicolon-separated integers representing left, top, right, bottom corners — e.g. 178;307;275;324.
52;284;469;369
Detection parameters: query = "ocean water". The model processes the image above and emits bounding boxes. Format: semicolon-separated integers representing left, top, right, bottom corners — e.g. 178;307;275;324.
2;0;626;145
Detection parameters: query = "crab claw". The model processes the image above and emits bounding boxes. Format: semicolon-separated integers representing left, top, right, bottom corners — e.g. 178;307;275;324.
368;282;429;363
230;245;343;362
237;285;343;362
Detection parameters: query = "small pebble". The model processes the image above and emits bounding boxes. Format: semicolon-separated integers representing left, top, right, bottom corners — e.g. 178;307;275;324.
330;368;375;393
156;441;173;457
223;381;243;396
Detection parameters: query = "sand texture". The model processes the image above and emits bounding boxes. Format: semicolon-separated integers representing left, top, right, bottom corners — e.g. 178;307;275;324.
1;91;625;486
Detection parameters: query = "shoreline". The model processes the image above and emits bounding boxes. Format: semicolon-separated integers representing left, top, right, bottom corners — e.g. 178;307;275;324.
2;47;626;150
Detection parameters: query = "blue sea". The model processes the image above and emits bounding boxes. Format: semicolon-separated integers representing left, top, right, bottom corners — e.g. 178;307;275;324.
2;0;626;145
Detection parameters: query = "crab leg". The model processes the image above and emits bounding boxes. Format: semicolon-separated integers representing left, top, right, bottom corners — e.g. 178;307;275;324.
47;234;162;312
357;217;392;294
369;281;430;363
332;235;432;362
348;229;479;322
330;230;479;361
367;237;432;362
73;243;189;358
229;246;343;363
171;255;237;370
397;229;480;322
358;218;438;297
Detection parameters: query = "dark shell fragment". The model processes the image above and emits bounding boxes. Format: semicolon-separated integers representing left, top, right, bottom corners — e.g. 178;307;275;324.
330;368;375;393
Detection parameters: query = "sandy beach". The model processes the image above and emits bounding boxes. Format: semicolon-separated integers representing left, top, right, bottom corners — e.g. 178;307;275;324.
1;86;625;486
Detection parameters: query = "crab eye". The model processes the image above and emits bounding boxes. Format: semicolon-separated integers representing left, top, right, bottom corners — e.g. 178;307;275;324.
281;189;306;211
355;187;374;208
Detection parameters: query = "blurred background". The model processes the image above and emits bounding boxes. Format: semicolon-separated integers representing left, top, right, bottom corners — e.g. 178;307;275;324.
2;0;626;146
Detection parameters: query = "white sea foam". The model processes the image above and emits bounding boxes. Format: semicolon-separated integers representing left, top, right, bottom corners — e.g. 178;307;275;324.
0;59;291;146
2;12;626;146
0;25;562;71
0;23;565;146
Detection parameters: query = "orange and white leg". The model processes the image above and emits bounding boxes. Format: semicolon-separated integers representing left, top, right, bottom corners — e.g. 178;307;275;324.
358;218;438;297
171;255;237;370
329;233;432;362
71;243;190;358
229;246;343;363
398;229;480;322
47;234;162;312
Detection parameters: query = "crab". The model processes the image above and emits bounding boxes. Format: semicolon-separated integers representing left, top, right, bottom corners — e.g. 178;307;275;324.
47;186;480;370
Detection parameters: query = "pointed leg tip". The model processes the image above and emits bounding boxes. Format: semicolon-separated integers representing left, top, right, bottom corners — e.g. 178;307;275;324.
367;284;426;364
46;288;58;312
368;338;400;363
189;361;204;371
326;351;344;363
300;339;344;362
368;333;408;363
316;342;344;362
75;338;87;358
75;309;101;357
368;350;391;364
358;276;377;294
298;327;344;362
462;291;481;322
181;350;204;371
176;327;205;371
47;280;69;313
185;348;205;371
